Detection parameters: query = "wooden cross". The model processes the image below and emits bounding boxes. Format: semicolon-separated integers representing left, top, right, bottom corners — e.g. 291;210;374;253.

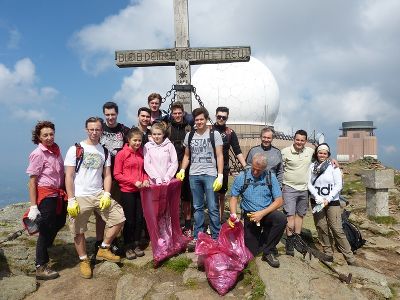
115;0;251;113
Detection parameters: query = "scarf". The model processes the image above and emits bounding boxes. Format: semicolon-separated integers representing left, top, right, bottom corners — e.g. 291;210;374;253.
312;158;331;177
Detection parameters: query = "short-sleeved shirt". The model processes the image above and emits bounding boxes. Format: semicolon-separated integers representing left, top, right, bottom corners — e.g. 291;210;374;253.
281;145;314;191
64;141;111;196
231;169;282;212
26;143;64;189
183;128;223;177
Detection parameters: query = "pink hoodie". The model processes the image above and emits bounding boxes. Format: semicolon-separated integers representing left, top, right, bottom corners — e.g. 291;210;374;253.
144;138;178;185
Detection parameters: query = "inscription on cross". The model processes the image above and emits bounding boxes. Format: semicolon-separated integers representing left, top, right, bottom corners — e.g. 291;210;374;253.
115;0;251;113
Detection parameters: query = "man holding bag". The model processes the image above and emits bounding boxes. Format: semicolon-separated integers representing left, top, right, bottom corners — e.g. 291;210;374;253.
229;153;287;268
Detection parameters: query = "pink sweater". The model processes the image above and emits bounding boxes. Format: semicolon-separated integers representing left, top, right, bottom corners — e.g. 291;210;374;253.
144;138;178;184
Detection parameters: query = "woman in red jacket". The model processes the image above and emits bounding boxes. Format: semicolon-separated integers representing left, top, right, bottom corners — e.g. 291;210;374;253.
114;127;149;259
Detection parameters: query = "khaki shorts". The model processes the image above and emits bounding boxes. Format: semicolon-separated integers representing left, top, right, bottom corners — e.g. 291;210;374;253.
69;191;125;235
282;185;308;217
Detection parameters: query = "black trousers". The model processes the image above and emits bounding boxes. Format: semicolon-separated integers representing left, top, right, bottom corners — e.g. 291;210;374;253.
120;192;143;247
243;210;287;256
36;197;66;266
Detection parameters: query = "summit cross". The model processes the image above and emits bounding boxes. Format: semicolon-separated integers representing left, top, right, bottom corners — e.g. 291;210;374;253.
115;0;251;113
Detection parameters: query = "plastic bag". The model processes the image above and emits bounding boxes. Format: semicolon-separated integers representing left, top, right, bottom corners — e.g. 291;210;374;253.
195;222;253;295
140;179;190;265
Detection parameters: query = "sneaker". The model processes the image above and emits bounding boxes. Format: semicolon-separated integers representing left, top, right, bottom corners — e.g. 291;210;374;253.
262;253;280;268
36;264;59;280
187;239;197;252
285;236;294;256
133;247;145;257
182;227;193;239
125;249;136;260
79;259;92;279
96;246;121;263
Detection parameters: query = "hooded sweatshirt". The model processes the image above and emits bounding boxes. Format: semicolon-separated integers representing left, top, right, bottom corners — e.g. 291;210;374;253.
114;144;148;192
144;137;178;184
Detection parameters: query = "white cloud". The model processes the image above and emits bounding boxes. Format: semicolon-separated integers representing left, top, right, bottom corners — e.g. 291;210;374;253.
382;145;397;154
0;58;59;120
7;28;21;49
12;108;47;121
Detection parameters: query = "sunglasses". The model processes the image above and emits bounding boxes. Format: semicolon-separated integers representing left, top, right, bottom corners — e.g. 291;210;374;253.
216;115;227;121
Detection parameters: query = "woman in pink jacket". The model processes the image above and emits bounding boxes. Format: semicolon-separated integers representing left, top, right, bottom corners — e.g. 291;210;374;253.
114;127;149;260
144;123;178;185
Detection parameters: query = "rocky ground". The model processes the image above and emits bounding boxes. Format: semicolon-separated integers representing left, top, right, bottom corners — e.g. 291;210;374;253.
0;158;399;300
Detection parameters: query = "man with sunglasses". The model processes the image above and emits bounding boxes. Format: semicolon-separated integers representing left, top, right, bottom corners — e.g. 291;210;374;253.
213;107;247;221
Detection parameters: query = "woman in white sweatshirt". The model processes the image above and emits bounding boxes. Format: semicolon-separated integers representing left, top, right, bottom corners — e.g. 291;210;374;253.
308;143;357;265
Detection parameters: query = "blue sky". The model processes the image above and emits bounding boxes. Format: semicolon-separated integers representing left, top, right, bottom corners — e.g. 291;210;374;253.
1;0;399;207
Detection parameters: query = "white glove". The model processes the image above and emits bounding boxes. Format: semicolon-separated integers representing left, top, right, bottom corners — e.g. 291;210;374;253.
163;177;171;184
315;195;324;205
213;174;223;192
28;205;40;221
156;178;163;185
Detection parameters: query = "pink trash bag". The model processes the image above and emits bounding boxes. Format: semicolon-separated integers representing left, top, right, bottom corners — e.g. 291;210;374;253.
140;179;190;265
195;222;253;295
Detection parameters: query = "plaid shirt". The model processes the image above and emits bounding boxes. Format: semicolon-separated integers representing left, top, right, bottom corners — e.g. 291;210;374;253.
231;169;282;212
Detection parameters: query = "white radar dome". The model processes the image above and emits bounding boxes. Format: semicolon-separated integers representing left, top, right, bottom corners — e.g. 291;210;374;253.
192;56;280;125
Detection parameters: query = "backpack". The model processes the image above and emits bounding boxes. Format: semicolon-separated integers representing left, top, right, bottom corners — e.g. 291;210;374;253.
238;168;273;197
74;143;109;173
341;209;366;253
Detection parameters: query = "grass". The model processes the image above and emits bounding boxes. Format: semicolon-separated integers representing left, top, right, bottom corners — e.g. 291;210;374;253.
242;260;265;300
184;278;198;289
394;174;400;187
163;256;192;274
368;216;398;225
342;179;365;196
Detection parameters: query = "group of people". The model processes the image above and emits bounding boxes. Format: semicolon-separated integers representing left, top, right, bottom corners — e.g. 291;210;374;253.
26;92;357;282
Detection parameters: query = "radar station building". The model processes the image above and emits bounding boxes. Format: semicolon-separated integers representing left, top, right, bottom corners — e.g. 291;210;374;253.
336;121;377;163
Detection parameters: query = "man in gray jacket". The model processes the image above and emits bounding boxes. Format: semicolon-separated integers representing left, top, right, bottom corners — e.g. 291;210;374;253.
246;127;283;186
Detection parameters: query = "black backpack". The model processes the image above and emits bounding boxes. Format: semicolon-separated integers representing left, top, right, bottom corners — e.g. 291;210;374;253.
238;168;273;197
341;209;366;253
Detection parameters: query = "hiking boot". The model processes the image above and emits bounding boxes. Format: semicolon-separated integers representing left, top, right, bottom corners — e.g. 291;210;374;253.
262;253;280;268
110;239;123;256
125;248;136;260
79;259;92;279
187;239;197;252
182;227;193;239
271;247;279;257
134;246;145;257
36;264;59;280
347;259;360;267
285;236;294;256
96;246;121;263
321;253;334;262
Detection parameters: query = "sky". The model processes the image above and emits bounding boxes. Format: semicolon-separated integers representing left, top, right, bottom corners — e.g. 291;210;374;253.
1;0;399;207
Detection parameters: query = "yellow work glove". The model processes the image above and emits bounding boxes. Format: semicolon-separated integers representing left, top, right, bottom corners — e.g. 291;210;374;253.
176;169;185;181
213;174;223;192
67;197;80;218
227;213;240;228
99;192;111;210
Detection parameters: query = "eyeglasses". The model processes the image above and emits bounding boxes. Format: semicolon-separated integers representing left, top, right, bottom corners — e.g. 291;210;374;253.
216;115;227;121
87;128;102;133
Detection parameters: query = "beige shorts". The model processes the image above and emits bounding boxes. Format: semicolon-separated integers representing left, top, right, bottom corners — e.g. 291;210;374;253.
69;191;125;235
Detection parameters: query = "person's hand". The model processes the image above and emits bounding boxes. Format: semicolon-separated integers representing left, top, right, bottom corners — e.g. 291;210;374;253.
315;195;324;205
227;213;240;228
247;211;263;224
155;178;162;185
176;169;185;181
28;205;40;221
163;177;171;184
213;174;223;192
99;192;111;210
67;197;80;217
135;181;142;188
142;180;150;187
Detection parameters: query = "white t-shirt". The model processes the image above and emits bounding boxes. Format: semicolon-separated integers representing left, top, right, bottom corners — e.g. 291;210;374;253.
64;141;111;196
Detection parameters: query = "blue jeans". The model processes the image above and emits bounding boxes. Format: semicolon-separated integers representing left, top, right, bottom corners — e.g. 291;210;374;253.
189;175;221;239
